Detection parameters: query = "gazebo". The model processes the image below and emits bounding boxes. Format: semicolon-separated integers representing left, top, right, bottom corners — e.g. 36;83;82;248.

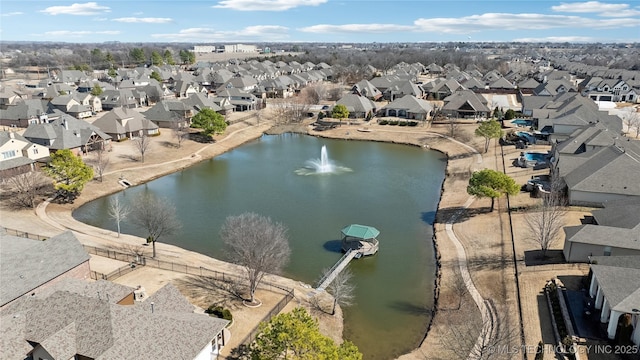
341;224;380;256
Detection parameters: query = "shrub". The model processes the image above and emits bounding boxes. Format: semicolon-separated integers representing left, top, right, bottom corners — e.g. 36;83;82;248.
398;121;408;126
378;120;388;125
408;121;418;126
206;305;233;322
389;120;399;125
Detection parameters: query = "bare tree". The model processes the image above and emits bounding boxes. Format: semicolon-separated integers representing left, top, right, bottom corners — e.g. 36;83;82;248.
447;271;468;311
1;169;52;208
326;85;344;101
88;146;110;182
627;111;640;138
220;212;290;305
446;116;459;138
269;97;311;124
108;196;130;238
326;268;355;315
442;300;521;360
114;242;146;262
130;193;181;258
132;134;151;163
524;179;567;259
172;122;189;148
623;112;635;136
305;83;327;103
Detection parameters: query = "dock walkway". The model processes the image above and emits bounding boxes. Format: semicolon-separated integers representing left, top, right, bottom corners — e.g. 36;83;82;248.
316;249;359;291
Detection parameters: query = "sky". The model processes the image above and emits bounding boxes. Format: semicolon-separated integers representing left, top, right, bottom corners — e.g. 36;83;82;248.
0;0;639;43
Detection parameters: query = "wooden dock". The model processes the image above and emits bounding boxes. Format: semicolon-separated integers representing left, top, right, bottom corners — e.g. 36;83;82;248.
316;249;359;291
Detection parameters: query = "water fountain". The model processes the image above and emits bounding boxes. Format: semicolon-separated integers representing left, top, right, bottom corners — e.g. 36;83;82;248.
296;145;351;175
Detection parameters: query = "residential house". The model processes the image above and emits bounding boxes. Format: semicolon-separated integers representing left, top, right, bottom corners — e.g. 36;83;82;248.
0;87;22;109
482;70;503;84
426;63;444;75
209;69;235;89
100;89;138;110
423;78;464;100
173;79;200;98
54;69;90;86
369;75;401;95
380;95;433;121
546;105;623;141
532;79;575;97
219;75;258;93
0;284;229;359
23;112;111;155
0;131;50;175
517;78;541;94
333;94;377;119
352;80;382;101
383;80;424;101
585;256;640;346
563;224;640;262
488;77;516;90
445;69;472;83
0;99;51;127
49;95;92;119
217;88;257;111
0;230;90;310
582;79;637;103
74;92;102;113
144;99;197;128
461;77;486;91
93;107;159;140
259;77;295;98
556;140;640;206
441;90;491;119
183;92;223;116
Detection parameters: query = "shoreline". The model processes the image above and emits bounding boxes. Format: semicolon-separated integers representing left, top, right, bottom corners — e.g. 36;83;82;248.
306;123;482;355
5;117;483;358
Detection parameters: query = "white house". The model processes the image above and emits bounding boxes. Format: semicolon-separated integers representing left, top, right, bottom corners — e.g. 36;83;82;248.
587;256;640;347
0;131;50;175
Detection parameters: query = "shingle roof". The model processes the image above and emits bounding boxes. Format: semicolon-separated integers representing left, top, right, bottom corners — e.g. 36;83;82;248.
382;94;433;114
591;260;640;313
0;230;90;307
0;289;228;360
564;142;640;197
564;224;640;250
335;94;376;114
591;198;640;229
442;90;490;112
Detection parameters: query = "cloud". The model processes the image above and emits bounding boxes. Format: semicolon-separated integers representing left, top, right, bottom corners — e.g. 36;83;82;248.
599;9;640;17
151;25;289;41
1;12;24;17
512;36;596;42
40;2;110;16
43;30;121;37
213;0;326;11
413;13;640;34
551;1;629;13
113;17;173;23
300;23;416;33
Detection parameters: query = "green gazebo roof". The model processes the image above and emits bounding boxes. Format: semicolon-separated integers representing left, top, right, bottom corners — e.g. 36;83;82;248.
341;224;380;240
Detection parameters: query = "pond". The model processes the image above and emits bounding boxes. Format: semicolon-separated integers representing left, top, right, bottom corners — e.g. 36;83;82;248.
74;133;447;360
